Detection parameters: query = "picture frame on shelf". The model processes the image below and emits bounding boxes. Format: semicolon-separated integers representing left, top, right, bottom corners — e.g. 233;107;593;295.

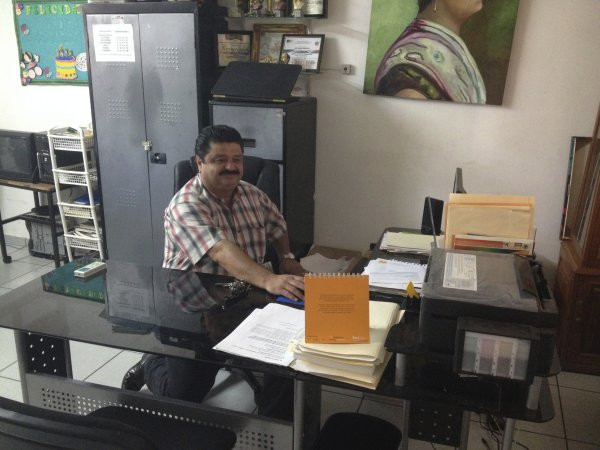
216;31;253;69
560;136;593;240
573;105;600;251
252;23;306;63
279;34;324;72
302;0;327;17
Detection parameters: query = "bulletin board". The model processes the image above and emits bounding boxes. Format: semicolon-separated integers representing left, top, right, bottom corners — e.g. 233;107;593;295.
13;0;88;85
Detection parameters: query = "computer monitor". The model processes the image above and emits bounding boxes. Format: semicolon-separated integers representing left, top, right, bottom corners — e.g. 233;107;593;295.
0;130;38;182
453;167;467;194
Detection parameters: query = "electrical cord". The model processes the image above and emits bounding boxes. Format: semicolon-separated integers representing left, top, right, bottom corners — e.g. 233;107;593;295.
476;413;530;450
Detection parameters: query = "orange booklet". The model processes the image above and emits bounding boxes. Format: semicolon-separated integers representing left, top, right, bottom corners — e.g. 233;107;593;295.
304;274;370;344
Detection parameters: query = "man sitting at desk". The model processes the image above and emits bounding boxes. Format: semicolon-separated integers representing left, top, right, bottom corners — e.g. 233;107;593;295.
122;124;304;417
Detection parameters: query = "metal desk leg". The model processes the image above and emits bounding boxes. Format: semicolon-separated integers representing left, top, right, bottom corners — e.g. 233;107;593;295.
46;191;60;267
395;354;406;386
14;331;30;403
501;418;516;450
526;376;542;410
459;411;471;450
0;208;12;263
293;379;320;450
401;400;410;450
293;379;305;450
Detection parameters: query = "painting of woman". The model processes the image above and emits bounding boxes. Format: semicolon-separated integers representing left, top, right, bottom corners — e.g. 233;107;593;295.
364;0;520;105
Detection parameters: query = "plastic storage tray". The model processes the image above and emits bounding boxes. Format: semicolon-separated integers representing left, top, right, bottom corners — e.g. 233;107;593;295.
54;164;97;185
47;128;93;152
65;235;101;251
60;203;97;220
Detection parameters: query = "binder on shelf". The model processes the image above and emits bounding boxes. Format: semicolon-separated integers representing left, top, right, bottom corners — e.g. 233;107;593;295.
304;274;369;344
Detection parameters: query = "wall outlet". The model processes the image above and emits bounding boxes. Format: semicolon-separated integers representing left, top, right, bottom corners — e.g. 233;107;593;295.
342;64;353;75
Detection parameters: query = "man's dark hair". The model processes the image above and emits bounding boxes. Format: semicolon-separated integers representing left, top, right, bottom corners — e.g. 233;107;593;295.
194;125;243;160
418;0;432;13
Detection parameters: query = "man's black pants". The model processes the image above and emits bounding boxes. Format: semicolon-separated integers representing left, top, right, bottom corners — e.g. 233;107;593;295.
143;355;294;420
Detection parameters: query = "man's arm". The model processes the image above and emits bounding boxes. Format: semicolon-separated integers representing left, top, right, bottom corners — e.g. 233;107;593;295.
207;239;304;300
271;232;305;276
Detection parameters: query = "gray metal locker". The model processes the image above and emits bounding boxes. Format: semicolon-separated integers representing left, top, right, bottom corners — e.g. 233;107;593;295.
210;97;317;249
83;3;203;266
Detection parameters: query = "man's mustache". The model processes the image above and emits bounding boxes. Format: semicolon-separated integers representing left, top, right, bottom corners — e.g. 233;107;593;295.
219;170;240;176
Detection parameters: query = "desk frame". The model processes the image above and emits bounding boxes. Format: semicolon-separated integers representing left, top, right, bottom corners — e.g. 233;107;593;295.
0;179;62;267
13;330;320;450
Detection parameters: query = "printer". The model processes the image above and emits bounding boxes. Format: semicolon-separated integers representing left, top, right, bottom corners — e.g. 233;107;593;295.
420;248;558;383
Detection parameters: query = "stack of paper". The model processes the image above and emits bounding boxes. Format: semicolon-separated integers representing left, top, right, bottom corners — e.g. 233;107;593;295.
380;230;443;254
300;252;352;273
290;301;402;389
444;194;536;250
362;258;427;291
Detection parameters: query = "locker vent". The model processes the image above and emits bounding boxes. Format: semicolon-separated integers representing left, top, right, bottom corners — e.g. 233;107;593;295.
116;188;137;208
156;47;181;70
108;99;129;120
160;102;183;124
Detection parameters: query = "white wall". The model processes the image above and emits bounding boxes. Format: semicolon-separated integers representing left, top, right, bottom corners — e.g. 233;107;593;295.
308;0;600;280
0;0;91;238
1;0;599;280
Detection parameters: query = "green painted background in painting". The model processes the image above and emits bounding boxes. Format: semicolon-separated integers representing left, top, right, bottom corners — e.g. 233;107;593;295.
363;0;520;105
13;0;87;85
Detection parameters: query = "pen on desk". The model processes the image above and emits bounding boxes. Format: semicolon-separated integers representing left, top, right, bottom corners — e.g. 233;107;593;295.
275;295;305;308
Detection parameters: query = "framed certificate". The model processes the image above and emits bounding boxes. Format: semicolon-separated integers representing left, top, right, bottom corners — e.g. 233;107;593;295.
216;32;253;68
302;0;327;17
252;23;306;63
279;34;324;73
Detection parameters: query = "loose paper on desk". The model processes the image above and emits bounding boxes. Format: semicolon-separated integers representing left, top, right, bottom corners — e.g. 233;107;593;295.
213;303;304;366
300;252;352;273
380;231;443;254
362;258;427;290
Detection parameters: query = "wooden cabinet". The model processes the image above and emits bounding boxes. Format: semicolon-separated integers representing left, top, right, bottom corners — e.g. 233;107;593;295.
555;103;600;374
555;240;600;373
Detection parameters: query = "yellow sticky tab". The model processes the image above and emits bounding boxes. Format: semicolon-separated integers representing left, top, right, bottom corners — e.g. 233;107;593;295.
406;281;420;300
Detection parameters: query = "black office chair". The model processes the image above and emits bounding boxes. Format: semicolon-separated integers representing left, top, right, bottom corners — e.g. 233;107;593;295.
312;412;402;450
174;155;280;207
0;396;236;450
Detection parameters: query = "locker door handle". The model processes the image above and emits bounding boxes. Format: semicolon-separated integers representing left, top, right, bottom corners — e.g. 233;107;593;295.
142;140;152;151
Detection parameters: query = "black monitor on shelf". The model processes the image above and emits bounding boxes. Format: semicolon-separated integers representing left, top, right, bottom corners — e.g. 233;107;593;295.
0;130;38;183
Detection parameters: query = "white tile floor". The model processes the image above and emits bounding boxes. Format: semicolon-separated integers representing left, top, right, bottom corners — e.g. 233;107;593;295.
1;237;600;449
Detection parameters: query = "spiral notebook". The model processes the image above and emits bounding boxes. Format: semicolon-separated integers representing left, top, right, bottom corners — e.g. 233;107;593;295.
304;274;369;344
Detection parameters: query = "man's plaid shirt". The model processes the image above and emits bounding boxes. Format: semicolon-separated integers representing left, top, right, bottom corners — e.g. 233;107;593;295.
163;175;286;273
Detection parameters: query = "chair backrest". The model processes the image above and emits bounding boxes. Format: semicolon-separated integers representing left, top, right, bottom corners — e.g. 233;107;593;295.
0;396;156;450
173;155;280;207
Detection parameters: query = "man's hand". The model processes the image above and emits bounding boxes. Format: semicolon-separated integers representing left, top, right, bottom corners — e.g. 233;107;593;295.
279;258;305;276
264;274;304;301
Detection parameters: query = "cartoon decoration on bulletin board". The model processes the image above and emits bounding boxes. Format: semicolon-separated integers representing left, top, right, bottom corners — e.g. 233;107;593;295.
13;0;88;85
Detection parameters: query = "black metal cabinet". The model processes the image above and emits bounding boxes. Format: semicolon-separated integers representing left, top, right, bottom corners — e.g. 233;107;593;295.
210;97;317;248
